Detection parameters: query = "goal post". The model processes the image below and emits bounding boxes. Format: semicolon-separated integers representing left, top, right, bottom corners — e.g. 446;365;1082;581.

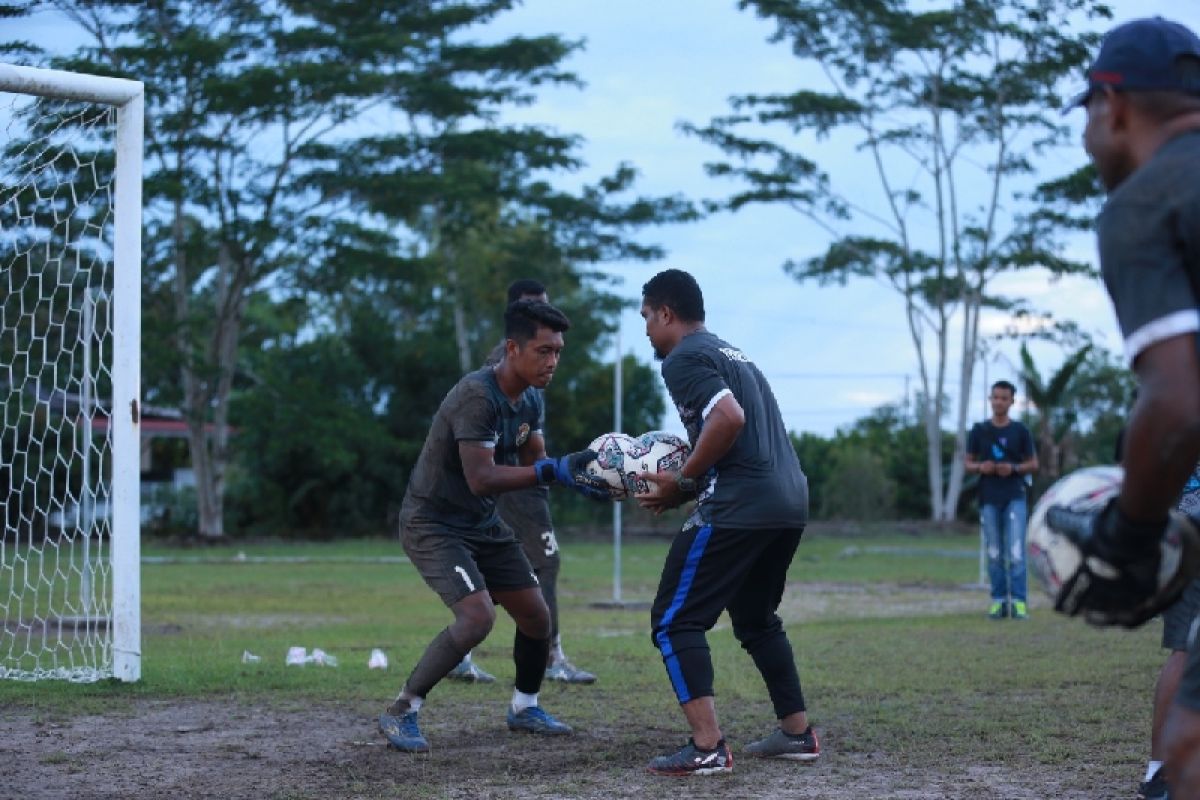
0;63;143;682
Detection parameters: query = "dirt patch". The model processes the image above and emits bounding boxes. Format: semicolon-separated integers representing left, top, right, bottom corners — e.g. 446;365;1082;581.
0;697;1120;800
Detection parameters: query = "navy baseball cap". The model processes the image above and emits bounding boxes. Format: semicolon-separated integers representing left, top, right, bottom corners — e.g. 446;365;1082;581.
1068;16;1200;109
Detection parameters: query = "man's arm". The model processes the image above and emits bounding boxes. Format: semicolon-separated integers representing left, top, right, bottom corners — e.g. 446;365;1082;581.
1121;334;1200;521
459;441;540;496
637;393;744;512
963;427;995;475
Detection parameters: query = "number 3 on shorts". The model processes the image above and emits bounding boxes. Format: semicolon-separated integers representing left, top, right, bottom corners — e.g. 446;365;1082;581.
540;530;559;557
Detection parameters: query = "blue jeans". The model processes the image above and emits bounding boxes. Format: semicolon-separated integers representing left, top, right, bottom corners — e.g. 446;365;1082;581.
981;498;1027;604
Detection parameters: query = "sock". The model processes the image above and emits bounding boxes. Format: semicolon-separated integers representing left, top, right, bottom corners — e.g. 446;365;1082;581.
512;689;538;714
387;692;423;715
551;634;566;665
1146;760;1164;781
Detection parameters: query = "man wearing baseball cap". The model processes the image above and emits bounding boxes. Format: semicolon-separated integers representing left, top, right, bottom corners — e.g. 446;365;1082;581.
1053;15;1200;800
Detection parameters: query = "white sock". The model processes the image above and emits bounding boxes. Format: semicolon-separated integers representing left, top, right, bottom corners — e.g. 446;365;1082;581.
398;693;423;712
511;690;538;714
1146;760;1164;781
462;650;474;664
551;635;566;664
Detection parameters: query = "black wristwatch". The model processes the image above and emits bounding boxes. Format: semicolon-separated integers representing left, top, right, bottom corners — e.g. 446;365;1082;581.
676;474;698;494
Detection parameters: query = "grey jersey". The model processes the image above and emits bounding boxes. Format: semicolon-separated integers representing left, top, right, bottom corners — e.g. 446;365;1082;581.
661;329;808;529
400;366;543;535
1098;130;1200;364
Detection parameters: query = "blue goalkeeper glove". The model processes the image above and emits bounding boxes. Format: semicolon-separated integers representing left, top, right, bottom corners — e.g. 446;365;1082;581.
1048;498;1200;628
535;450;609;501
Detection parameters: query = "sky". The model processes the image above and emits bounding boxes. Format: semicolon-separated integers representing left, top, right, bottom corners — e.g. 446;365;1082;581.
8;1;1200;438
479;0;1200;437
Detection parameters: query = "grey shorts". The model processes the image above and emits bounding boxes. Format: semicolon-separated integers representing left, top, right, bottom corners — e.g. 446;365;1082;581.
497;487;560;572
401;519;539;608
1163;579;1200;651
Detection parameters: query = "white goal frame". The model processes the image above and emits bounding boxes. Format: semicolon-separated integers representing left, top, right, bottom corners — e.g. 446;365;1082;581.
0;63;143;682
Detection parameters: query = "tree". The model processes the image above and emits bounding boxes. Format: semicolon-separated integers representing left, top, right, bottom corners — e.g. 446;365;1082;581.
684;0;1109;520
20;0;688;538
1016;341;1092;486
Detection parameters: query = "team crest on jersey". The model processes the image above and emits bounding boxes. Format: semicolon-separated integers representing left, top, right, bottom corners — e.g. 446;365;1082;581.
516;422;531;446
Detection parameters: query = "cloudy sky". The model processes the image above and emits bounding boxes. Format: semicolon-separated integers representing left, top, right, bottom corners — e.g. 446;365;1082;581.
482;0;1200;436
10;1;1199;437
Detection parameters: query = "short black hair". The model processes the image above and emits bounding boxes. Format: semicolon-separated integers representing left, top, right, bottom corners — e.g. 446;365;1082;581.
991;380;1017;397
504;299;570;345
506;279;547;305
641;269;705;323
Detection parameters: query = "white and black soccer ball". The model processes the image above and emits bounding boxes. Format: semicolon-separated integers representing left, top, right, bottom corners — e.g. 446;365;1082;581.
1027;465;1123;598
584;430;692;501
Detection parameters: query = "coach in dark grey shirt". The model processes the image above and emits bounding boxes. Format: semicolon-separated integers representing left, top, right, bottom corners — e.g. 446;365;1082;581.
636;269;816;776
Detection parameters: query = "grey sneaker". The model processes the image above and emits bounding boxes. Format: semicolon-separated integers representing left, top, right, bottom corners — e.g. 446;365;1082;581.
506;705;573;735
647;738;733;776
545;659;597;684
743;727;820;761
445;658;496;683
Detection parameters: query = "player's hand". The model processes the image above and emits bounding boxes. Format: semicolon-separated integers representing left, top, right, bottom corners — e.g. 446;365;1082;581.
979;460;996;475
634;471;685;515
1048;498;1200;628
535;450;609;501
996;463;1014;477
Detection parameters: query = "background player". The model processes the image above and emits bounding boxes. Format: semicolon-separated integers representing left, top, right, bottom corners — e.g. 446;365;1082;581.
964;380;1038;620
379;300;606;753
635;268;816;776
448;279;596;685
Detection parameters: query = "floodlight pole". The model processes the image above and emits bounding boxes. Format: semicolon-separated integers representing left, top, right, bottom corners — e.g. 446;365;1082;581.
612;328;623;603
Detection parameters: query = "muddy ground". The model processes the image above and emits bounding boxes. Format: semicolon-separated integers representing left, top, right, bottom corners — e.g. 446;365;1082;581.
3;693;1127;800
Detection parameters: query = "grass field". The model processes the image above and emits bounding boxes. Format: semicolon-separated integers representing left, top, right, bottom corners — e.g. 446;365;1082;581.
1;524;1164;799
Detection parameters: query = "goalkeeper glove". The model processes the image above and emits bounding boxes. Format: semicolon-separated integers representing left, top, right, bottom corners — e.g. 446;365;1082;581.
1048;498;1200;628
534;450;609;501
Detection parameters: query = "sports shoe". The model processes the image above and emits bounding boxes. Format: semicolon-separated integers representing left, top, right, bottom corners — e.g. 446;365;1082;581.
1137;767;1169;800
379;709;430;753
988;601;1008;620
647;738;733;776
506;705;573;735
743;726;820;761
445;658;496;683
545;658;597;684
1011;600;1029;620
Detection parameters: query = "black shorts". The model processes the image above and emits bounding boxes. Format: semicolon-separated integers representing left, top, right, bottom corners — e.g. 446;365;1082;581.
401;519;539;607
1163;579;1200;651
497;488;559;572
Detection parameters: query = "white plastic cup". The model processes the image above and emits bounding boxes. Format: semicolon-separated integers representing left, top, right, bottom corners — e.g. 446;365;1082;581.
311;647;338;667
241;650;262;664
285;646;307;666
368;648;388;670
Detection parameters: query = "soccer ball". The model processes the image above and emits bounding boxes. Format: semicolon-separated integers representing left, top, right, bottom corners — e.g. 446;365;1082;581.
1027;465;1123;598
584;430;692;501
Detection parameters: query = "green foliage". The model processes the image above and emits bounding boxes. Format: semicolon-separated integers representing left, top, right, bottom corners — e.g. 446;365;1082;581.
795;402;950;521
821;446;897;520
9;0;686;537
688;0;1112;520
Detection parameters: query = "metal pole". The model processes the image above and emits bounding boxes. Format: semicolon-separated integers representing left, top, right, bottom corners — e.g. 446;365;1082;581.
80;290;95;617
613;327;623;604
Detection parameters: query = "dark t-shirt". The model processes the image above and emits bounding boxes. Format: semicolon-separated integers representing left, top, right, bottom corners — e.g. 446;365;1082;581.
399;366;543;536
1098;130;1200;364
967;420;1035;506
661;329;808;530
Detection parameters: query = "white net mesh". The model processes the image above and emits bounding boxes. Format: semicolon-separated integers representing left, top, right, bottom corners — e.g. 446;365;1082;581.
1;92;117;682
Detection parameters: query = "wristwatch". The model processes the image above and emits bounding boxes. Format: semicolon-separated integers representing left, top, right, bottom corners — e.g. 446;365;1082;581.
676;474;698;494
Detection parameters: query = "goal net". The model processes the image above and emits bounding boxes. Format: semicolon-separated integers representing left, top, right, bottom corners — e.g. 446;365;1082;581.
0;64;143;682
